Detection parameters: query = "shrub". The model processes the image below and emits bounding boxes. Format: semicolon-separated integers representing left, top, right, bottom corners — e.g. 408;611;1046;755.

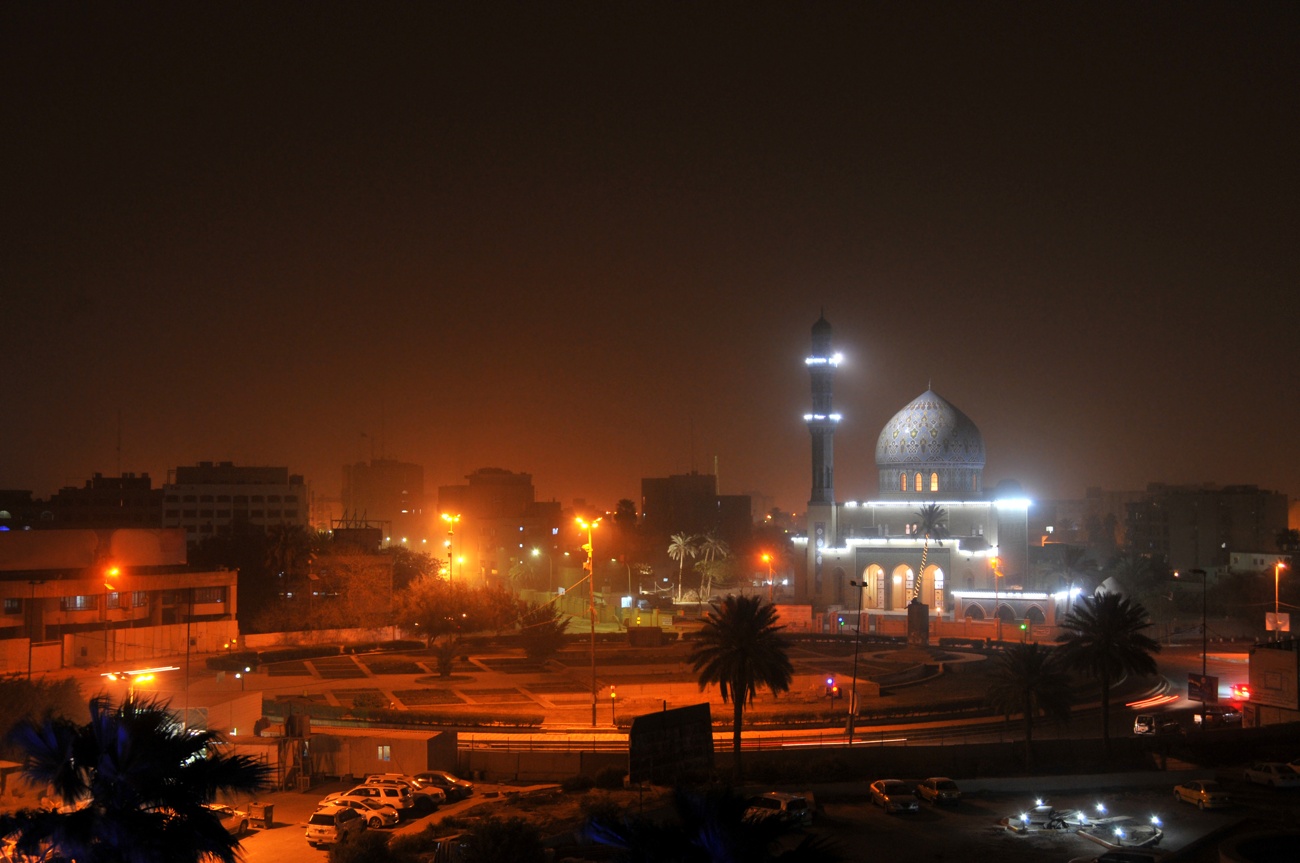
594;766;626;790
560;774;595;793
459;816;546;863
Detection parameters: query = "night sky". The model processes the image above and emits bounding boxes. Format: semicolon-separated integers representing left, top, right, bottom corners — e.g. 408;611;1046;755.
3;3;1297;513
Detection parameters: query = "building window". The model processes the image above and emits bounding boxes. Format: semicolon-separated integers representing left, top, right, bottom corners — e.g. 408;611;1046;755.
268;495;281;502
285;510;298;518
285;495;298;503
914;473;922;492
106;592;121;609
930;472;938;492
60;595;97;611
900;474;907;492
193;587;225;605
183;495;197;503
251;496;265;503
133;591;148;607
251;510;264;518
166;509;180;518
4;598;20;615
377;745;391;762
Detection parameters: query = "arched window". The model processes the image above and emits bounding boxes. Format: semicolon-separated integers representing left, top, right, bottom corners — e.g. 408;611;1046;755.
900;473;907;492
914;472;922;492
930;472;938;492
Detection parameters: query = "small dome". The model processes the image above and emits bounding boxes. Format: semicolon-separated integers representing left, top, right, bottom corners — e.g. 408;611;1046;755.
875;390;985;469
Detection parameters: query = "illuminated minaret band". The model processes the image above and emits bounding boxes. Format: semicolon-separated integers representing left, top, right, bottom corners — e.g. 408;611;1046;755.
804;313;842;505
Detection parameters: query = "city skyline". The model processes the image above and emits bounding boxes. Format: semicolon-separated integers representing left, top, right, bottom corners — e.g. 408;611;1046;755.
3;5;1296;512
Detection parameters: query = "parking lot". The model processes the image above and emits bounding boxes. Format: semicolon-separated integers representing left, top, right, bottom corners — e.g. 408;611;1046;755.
229;777;514;862
802;770;1300;863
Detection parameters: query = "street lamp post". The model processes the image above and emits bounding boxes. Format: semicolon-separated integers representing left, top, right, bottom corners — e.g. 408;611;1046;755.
847;578;866;746
531;547;554;590
441;514;461;582
577;516;603;727
1274;561;1288;641
991;556;1004;643
761;553;774;602
1177;568;1209;728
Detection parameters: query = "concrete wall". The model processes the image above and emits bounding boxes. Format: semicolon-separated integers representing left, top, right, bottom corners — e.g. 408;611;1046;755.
64;619;238;668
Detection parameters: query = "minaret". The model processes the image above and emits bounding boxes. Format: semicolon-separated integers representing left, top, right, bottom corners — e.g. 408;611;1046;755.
804;313;841;505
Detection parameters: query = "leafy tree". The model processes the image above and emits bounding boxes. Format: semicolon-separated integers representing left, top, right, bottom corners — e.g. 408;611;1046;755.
459;815;546;863
0;694;270;863
382;547;437;592
1056;591;1161;752
1275;528;1300;554
985;643;1072;772
397;578;521;646
667;533;699;602
690;595;794;780
518;602;569;660
0;676;88;762
586;784;835;862
912;504;948;602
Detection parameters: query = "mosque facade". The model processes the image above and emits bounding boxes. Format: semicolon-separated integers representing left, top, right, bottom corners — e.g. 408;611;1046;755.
796;315;1046;630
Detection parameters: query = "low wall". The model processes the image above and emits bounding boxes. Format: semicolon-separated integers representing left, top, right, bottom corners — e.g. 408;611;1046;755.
243;627;399;648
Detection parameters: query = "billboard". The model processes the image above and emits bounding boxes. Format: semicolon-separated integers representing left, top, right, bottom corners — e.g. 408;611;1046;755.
1248;645;1299;711
628;703;714;785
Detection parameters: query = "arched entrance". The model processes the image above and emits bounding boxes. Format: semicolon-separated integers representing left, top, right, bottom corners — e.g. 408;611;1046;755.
890;565;912;610
861;564;884;609
923;564;945;612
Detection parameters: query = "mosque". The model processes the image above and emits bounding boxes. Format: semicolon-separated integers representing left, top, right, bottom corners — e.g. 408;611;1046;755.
794;314;1063;638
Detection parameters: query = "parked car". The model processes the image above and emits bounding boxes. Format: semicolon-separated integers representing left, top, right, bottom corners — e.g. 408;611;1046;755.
364;774;445;810
322;784;413;812
305;803;367;847
1173;779;1231;809
1134;714;1182;735
915;777;962;805
203;803;249;836
1192;706;1241;727
331;797;400;827
1243;762;1300;788
414;769;475;801
869;780;919;814
743;792;813;826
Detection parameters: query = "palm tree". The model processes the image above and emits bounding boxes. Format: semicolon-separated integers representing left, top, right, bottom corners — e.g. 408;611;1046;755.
1056;591;1161;752
912;504;949;603
985;642;1073;772
690;595;794;779
667;533;699;601
696;533;731;601
0;694;271;863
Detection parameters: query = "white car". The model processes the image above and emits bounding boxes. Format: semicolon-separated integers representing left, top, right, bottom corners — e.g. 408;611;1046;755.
869;779;918;814
203;803;249;836
743;792;813;826
1244;762;1300;788
331;797;401;827
322;783;413;811
305;803;367;847
915;777;961;805
364;774;445;809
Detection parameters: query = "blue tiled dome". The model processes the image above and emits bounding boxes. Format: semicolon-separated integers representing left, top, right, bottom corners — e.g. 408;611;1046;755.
875;390;985;469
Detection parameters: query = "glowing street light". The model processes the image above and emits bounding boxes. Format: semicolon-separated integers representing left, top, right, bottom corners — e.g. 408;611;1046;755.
1275;561;1289;641
441;514;461;582
531;547;554;589
577;516;603;727
991;556;1005;642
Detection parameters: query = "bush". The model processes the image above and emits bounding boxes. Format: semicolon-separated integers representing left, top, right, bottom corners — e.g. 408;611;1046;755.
560;774;595;793
594;766;626;790
459;816;546;863
580;793;624;823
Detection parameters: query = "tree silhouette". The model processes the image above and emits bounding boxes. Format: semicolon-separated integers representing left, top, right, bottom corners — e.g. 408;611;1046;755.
690;595;793;780
985;642;1072;772
1056;591;1160;752
0;694;270;863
